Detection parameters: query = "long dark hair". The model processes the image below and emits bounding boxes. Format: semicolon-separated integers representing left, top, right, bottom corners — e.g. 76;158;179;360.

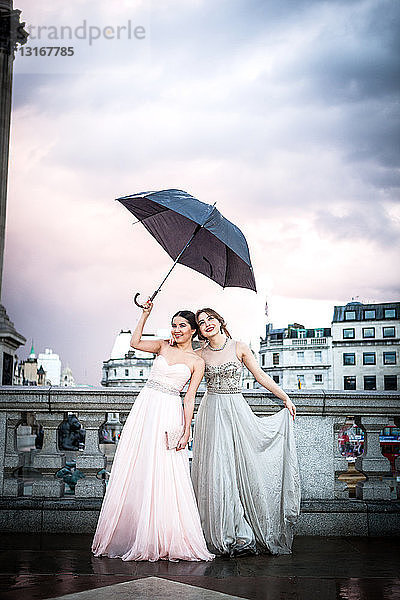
171;310;199;339
195;308;232;341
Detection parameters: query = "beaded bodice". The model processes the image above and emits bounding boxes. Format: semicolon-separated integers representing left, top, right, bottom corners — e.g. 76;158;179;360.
201;339;243;394
145;355;191;395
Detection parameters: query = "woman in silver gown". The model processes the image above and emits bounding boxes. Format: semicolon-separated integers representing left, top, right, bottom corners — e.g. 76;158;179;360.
191;308;301;556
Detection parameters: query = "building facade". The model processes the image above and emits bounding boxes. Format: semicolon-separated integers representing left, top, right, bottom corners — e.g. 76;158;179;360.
101;330;156;388
37;349;61;386
259;323;333;390
61;366;75;387
331;301;399;391
14;343;47;386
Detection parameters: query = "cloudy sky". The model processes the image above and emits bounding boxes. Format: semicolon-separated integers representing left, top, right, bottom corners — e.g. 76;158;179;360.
4;0;399;385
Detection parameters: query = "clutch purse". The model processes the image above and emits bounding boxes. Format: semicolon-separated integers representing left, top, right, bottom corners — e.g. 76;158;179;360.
165;426;185;450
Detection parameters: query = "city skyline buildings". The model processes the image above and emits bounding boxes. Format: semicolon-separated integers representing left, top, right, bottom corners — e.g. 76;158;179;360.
260;301;399;392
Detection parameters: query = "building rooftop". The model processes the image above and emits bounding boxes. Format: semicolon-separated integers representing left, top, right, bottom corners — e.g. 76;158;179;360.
332;302;399;323
263;324;331;341
109;330;170;360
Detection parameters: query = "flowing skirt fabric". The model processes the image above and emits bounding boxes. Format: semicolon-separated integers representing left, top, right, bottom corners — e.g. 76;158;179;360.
92;387;214;562
191;392;301;555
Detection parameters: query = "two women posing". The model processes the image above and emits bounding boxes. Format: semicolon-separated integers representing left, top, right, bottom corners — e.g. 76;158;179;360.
92;303;300;562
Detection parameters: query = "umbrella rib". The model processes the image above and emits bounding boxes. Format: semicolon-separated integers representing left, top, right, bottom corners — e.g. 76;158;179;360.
223;243;228;288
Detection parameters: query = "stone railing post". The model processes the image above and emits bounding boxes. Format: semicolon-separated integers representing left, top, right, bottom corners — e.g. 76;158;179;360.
0;411;5;494
295;414;335;499
74;413;106;498
2;413;24;496
31;413;65;497
355;417;391;500
333;417;351;499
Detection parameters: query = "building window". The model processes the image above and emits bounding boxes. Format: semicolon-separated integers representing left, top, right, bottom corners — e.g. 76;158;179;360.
362;327;375;338
315;329;324;338
384;375;397;391
343;328;355;339
272;353;280;366
314;350;322;363
345;311;356;320
297;351;304;362
383;352;396;365
273;375;280;384
344;376;356;390
125;369;129;376
343;353;355;365
383;327;395;338
298;329;306;338
364;376;376;391
113;369;117;377
384;308;396;319
363;352;376;365
139;369;144;377
364;309;376;320
261;354;265;366
314;374;323;383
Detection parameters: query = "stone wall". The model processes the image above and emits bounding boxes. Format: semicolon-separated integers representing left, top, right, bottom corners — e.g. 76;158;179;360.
0;387;399;534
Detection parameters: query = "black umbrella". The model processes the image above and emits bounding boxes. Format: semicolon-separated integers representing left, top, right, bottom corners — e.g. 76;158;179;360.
116;189;256;307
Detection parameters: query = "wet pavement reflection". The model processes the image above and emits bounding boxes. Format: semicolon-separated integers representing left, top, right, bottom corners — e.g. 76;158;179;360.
0;534;399;600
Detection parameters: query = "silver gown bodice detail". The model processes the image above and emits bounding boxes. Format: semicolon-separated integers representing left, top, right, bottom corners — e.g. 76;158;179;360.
204;362;242;393
202;339;242;394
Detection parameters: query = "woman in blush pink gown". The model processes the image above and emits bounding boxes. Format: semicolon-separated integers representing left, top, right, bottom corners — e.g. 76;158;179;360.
91;302;214;562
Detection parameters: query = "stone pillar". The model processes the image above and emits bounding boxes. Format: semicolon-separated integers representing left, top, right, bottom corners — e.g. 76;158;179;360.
31;413;66;497
75;413;106;498
333;417;351;499
0;410;8;493
355;417;392;500
0;2;28;383
2;412;23;495
294;415;336;499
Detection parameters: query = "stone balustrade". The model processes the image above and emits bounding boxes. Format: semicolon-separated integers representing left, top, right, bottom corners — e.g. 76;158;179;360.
0;387;399;535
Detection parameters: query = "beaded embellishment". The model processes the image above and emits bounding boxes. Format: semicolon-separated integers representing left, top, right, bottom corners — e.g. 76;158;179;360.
205;361;242;394
146;379;181;395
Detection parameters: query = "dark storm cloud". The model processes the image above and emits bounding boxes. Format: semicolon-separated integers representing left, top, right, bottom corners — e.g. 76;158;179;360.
290;4;400;103
278;0;400;171
315;204;400;247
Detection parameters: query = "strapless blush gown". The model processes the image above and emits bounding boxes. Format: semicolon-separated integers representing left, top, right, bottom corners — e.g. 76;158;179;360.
92;355;214;562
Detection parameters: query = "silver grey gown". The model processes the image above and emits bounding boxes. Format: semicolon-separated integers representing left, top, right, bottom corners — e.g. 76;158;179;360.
191;339;301;556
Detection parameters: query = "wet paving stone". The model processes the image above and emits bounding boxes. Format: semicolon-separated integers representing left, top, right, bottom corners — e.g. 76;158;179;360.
0;534;399;600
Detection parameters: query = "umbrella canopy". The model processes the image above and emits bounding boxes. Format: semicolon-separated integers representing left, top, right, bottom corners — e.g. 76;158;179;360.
117;189;256;298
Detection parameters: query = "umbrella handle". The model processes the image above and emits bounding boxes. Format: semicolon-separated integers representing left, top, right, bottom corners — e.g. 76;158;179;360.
133;289;160;308
133;292;145;308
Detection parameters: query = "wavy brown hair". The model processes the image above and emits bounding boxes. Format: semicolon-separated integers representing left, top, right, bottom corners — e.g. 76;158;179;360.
195;308;232;341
